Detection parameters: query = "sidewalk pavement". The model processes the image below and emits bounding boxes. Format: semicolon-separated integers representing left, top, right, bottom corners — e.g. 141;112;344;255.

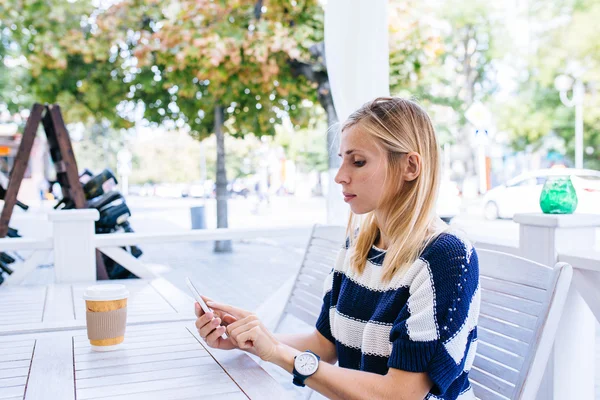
140;226;312;313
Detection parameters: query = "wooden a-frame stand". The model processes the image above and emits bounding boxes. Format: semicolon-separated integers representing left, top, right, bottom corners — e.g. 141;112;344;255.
0;103;108;279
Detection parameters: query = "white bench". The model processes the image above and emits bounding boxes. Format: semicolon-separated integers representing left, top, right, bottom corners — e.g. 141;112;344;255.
263;228;574;399
472;249;572;399
273;224;346;333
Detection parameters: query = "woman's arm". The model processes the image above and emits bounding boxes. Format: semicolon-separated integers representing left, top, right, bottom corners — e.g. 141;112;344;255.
272;343;432;400
206;301;431;400
275;330;337;364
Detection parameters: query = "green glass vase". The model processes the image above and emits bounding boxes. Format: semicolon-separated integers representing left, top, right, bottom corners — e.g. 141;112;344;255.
539;176;578;214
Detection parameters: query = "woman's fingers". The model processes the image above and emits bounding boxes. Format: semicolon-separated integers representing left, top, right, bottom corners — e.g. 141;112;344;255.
205;325;227;347
197;314;221;339
222;314;237;327
200;318;221;340
224;314;257;334
227;318;262;351
200;295;214;305
236;326;261;349
194;302;204;318
206;301;250;319
195;311;213;331
228;318;260;340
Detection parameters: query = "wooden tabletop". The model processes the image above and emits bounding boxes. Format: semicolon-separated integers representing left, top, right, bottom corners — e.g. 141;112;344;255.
0;278;196;335
0;321;288;400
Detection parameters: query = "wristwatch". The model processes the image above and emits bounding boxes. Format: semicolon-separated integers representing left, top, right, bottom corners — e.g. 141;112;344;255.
292;350;320;387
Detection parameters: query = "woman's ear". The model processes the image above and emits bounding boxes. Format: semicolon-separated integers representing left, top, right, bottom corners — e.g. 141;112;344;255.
403;152;421;182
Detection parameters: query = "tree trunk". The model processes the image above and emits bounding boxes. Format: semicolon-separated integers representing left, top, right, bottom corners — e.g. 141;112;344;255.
288;48;346;224
213;104;232;253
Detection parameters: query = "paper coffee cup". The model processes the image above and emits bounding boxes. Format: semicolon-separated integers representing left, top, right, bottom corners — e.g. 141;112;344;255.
83;284;129;351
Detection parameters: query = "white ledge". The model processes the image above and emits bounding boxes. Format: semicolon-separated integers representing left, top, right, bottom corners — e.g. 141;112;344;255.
513;213;600;228
559;250;600;272
94;227;309;247
47;209;99;222
0;237;53;251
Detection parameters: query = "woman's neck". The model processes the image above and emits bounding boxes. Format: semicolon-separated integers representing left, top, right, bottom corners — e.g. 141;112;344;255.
373;212;390;250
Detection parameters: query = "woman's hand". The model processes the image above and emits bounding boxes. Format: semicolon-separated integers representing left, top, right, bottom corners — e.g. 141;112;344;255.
194;296;238;350
207;301;281;362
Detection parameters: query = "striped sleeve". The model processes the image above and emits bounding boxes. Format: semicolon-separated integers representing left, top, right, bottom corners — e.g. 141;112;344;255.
387;235;480;396
315;268;335;343
315;245;345;343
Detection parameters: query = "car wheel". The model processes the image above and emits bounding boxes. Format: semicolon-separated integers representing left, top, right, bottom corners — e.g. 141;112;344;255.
484;201;499;220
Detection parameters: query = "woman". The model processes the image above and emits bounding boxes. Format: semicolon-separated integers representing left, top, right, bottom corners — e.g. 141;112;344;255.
196;97;480;400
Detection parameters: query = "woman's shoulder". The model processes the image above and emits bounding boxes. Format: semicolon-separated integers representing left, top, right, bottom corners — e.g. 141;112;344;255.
423;230;475;257
420;230;478;275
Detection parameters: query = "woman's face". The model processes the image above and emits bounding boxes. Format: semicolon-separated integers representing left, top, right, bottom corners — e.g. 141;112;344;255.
334;124;389;215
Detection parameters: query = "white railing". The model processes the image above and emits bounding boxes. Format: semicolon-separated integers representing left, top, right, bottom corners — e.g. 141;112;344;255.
0;209;310;283
470;213;600;400
0;237;52;251
94;226;309;247
0;209;599;400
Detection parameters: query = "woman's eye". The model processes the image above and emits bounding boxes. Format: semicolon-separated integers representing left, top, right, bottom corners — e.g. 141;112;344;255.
353;160;366;167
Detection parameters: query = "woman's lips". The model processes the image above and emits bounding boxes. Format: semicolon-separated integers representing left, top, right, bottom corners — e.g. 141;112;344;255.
343;193;356;202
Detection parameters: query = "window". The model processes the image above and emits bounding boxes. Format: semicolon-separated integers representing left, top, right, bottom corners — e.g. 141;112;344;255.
509;178;536;187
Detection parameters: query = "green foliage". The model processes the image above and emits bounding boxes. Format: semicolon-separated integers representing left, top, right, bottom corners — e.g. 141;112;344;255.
128;132;204;184
110;130;266;185
274;120;328;173
71;122;125;173
3;0;599;172
0;0;131;126
388;0;505;147
496;0;600;168
94;0;324;140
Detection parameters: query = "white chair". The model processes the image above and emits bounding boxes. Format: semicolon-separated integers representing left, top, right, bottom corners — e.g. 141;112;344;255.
472;249;573;399
273;224;346;333
256;225;344;400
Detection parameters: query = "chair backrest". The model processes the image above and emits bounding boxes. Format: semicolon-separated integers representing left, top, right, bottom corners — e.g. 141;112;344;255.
471;249;572;400
279;224;346;327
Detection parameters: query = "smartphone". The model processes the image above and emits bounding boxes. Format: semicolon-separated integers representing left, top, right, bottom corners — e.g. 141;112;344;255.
185;277;212;314
185;277;227;339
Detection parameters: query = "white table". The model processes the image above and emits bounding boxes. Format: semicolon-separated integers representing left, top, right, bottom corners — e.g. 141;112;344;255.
0;279;196;335
0;321;287;400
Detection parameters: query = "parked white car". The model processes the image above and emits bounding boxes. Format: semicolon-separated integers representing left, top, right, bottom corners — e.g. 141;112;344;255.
482;168;600;220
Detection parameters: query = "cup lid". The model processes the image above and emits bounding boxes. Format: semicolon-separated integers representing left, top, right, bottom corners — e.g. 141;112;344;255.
83;284;129;301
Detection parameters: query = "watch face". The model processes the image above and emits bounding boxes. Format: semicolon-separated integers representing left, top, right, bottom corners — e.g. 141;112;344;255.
295;353;319;376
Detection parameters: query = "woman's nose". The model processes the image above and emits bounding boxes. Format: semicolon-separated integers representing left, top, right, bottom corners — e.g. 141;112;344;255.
335;165;348;185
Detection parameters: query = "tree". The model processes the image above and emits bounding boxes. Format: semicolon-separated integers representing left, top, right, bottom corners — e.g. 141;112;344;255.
496;0;600;169
388;0;505;183
0;0;132;127
0;20;32;115
93;0;323;251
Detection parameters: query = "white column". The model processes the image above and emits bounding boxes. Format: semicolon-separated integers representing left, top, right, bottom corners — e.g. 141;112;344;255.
324;0;389;225
515;213;599;400
48;209;99;283
324;0;389;123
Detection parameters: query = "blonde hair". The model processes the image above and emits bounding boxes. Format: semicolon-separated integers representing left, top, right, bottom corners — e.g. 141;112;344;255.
343;97;447;283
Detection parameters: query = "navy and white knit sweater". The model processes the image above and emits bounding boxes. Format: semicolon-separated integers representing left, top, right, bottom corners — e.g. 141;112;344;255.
315;232;480;400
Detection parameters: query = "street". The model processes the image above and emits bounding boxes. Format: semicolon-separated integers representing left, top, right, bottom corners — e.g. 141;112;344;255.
127;194;600;250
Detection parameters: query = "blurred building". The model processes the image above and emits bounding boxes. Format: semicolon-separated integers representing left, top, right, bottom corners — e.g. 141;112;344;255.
0;116;50;204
